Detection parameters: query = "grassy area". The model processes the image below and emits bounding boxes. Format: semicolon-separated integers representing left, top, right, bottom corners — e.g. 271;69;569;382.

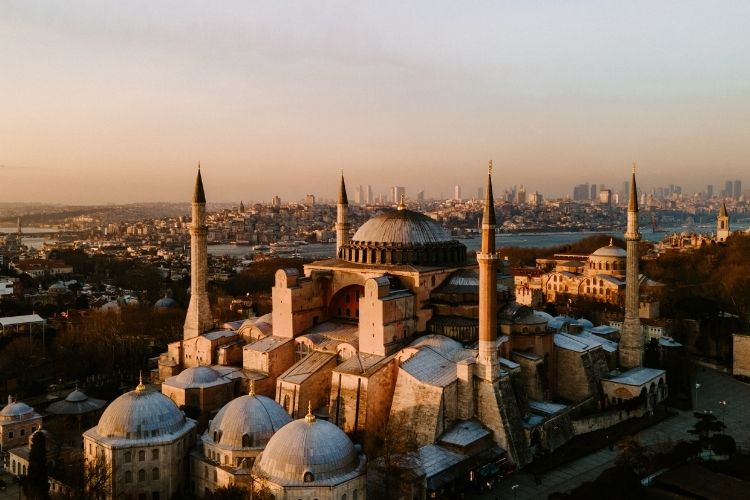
526;407;676;475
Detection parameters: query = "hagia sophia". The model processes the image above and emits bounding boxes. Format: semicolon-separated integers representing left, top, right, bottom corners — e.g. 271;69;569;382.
2;164;671;499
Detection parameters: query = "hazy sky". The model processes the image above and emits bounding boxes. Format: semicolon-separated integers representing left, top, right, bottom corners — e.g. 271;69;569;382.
2;1;749;204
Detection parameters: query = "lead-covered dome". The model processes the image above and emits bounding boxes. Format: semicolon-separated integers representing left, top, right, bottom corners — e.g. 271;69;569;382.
0;397;35;421
253;412;363;485
340;205;466;267
352;208;452;245
207;394;291;451
591;245;626;258
169;366;224;388
95;385;188;440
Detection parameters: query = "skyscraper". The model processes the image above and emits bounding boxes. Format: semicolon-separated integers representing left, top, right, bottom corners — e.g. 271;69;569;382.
454;185;461;201
391;186;405;204
706;184;714;199
733;180;742;199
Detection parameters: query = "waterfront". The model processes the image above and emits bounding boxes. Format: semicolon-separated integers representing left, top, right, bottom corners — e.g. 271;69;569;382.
207;227;692;260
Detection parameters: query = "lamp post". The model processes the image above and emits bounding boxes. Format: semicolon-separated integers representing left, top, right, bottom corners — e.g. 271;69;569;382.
512;483;520;500
695;382;701;408
719;400;727;425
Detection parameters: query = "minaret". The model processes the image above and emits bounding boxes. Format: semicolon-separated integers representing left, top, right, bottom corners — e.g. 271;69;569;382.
717;200;730;242
619;163;643;369
335;173;350;257
184;165;214;340
477;161;500;380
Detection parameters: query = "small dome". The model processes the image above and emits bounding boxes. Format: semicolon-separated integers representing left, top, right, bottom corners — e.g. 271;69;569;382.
173;366;223;386
154;297;178;309
591;244;626;258
66;389;89;402
254;413;359;484
96;387;187;440
352;208;452;245
410;334;463;354
207;394;291;451
0;398;34;420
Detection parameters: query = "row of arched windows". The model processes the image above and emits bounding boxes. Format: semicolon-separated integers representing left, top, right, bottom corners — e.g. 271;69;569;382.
124;467;159;483
123;449;159;463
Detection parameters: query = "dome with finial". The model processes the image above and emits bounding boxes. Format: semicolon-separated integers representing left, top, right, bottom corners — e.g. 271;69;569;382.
253;402;365;485
91;377;191;441
204;387;291;451
0;396;36;421
591;239;627;258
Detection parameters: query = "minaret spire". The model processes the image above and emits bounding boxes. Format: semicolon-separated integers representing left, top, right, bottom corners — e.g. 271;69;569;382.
717;200;730;242
478;160;499;379
619;162;643;369
335;172;350;257
184;166;214;341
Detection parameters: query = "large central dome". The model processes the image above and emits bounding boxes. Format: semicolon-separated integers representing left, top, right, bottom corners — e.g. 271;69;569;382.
339;206;467;267
352;208;452;245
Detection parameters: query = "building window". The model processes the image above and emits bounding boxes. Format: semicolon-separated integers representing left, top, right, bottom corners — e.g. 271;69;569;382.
139;450;146;462
152;449;159;460
20;429;25;436
303;471;314;482
124;451;132;463
138;469;146;482
152;467;159;480
213;469;217;481
9;431;13;439
125;471;133;483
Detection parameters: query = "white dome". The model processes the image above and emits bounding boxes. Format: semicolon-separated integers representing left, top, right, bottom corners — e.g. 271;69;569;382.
207;394;291;451
254;414;360;485
96;387;187;440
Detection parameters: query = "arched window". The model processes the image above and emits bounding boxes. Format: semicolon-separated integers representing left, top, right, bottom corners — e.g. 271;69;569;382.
242;434;251;448
213;469;218;481
138;450;145;462
125;471;133;483
152;449;159;460
303;471;314;482
138;469;146;482
152;467;159;480
124;451;132;463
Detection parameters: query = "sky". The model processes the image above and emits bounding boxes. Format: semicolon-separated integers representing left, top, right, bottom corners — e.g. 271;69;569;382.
1;0;749;204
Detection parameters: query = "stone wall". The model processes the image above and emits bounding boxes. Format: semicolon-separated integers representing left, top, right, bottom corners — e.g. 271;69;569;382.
732;334;750;378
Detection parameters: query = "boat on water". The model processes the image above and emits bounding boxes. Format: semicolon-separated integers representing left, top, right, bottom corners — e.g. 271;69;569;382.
252;244;270;251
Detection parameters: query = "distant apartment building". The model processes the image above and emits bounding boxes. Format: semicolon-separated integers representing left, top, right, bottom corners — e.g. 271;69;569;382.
454;184;461;201
11;259;73;278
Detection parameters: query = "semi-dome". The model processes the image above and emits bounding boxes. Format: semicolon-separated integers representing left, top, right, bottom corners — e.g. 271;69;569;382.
207;394;291;451
340;205;467;267
352;208;452;245
254;410;361;485
96;384;187;440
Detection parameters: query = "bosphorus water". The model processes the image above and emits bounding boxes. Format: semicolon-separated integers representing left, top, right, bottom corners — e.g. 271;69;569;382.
207;227;691;260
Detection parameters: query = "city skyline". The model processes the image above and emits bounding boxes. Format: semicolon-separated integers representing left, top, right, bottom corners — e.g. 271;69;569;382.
2;1;750;203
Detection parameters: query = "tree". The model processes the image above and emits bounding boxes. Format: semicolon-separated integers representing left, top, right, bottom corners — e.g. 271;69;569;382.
26;430;50;499
710;433;736;456
688;411;726;449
